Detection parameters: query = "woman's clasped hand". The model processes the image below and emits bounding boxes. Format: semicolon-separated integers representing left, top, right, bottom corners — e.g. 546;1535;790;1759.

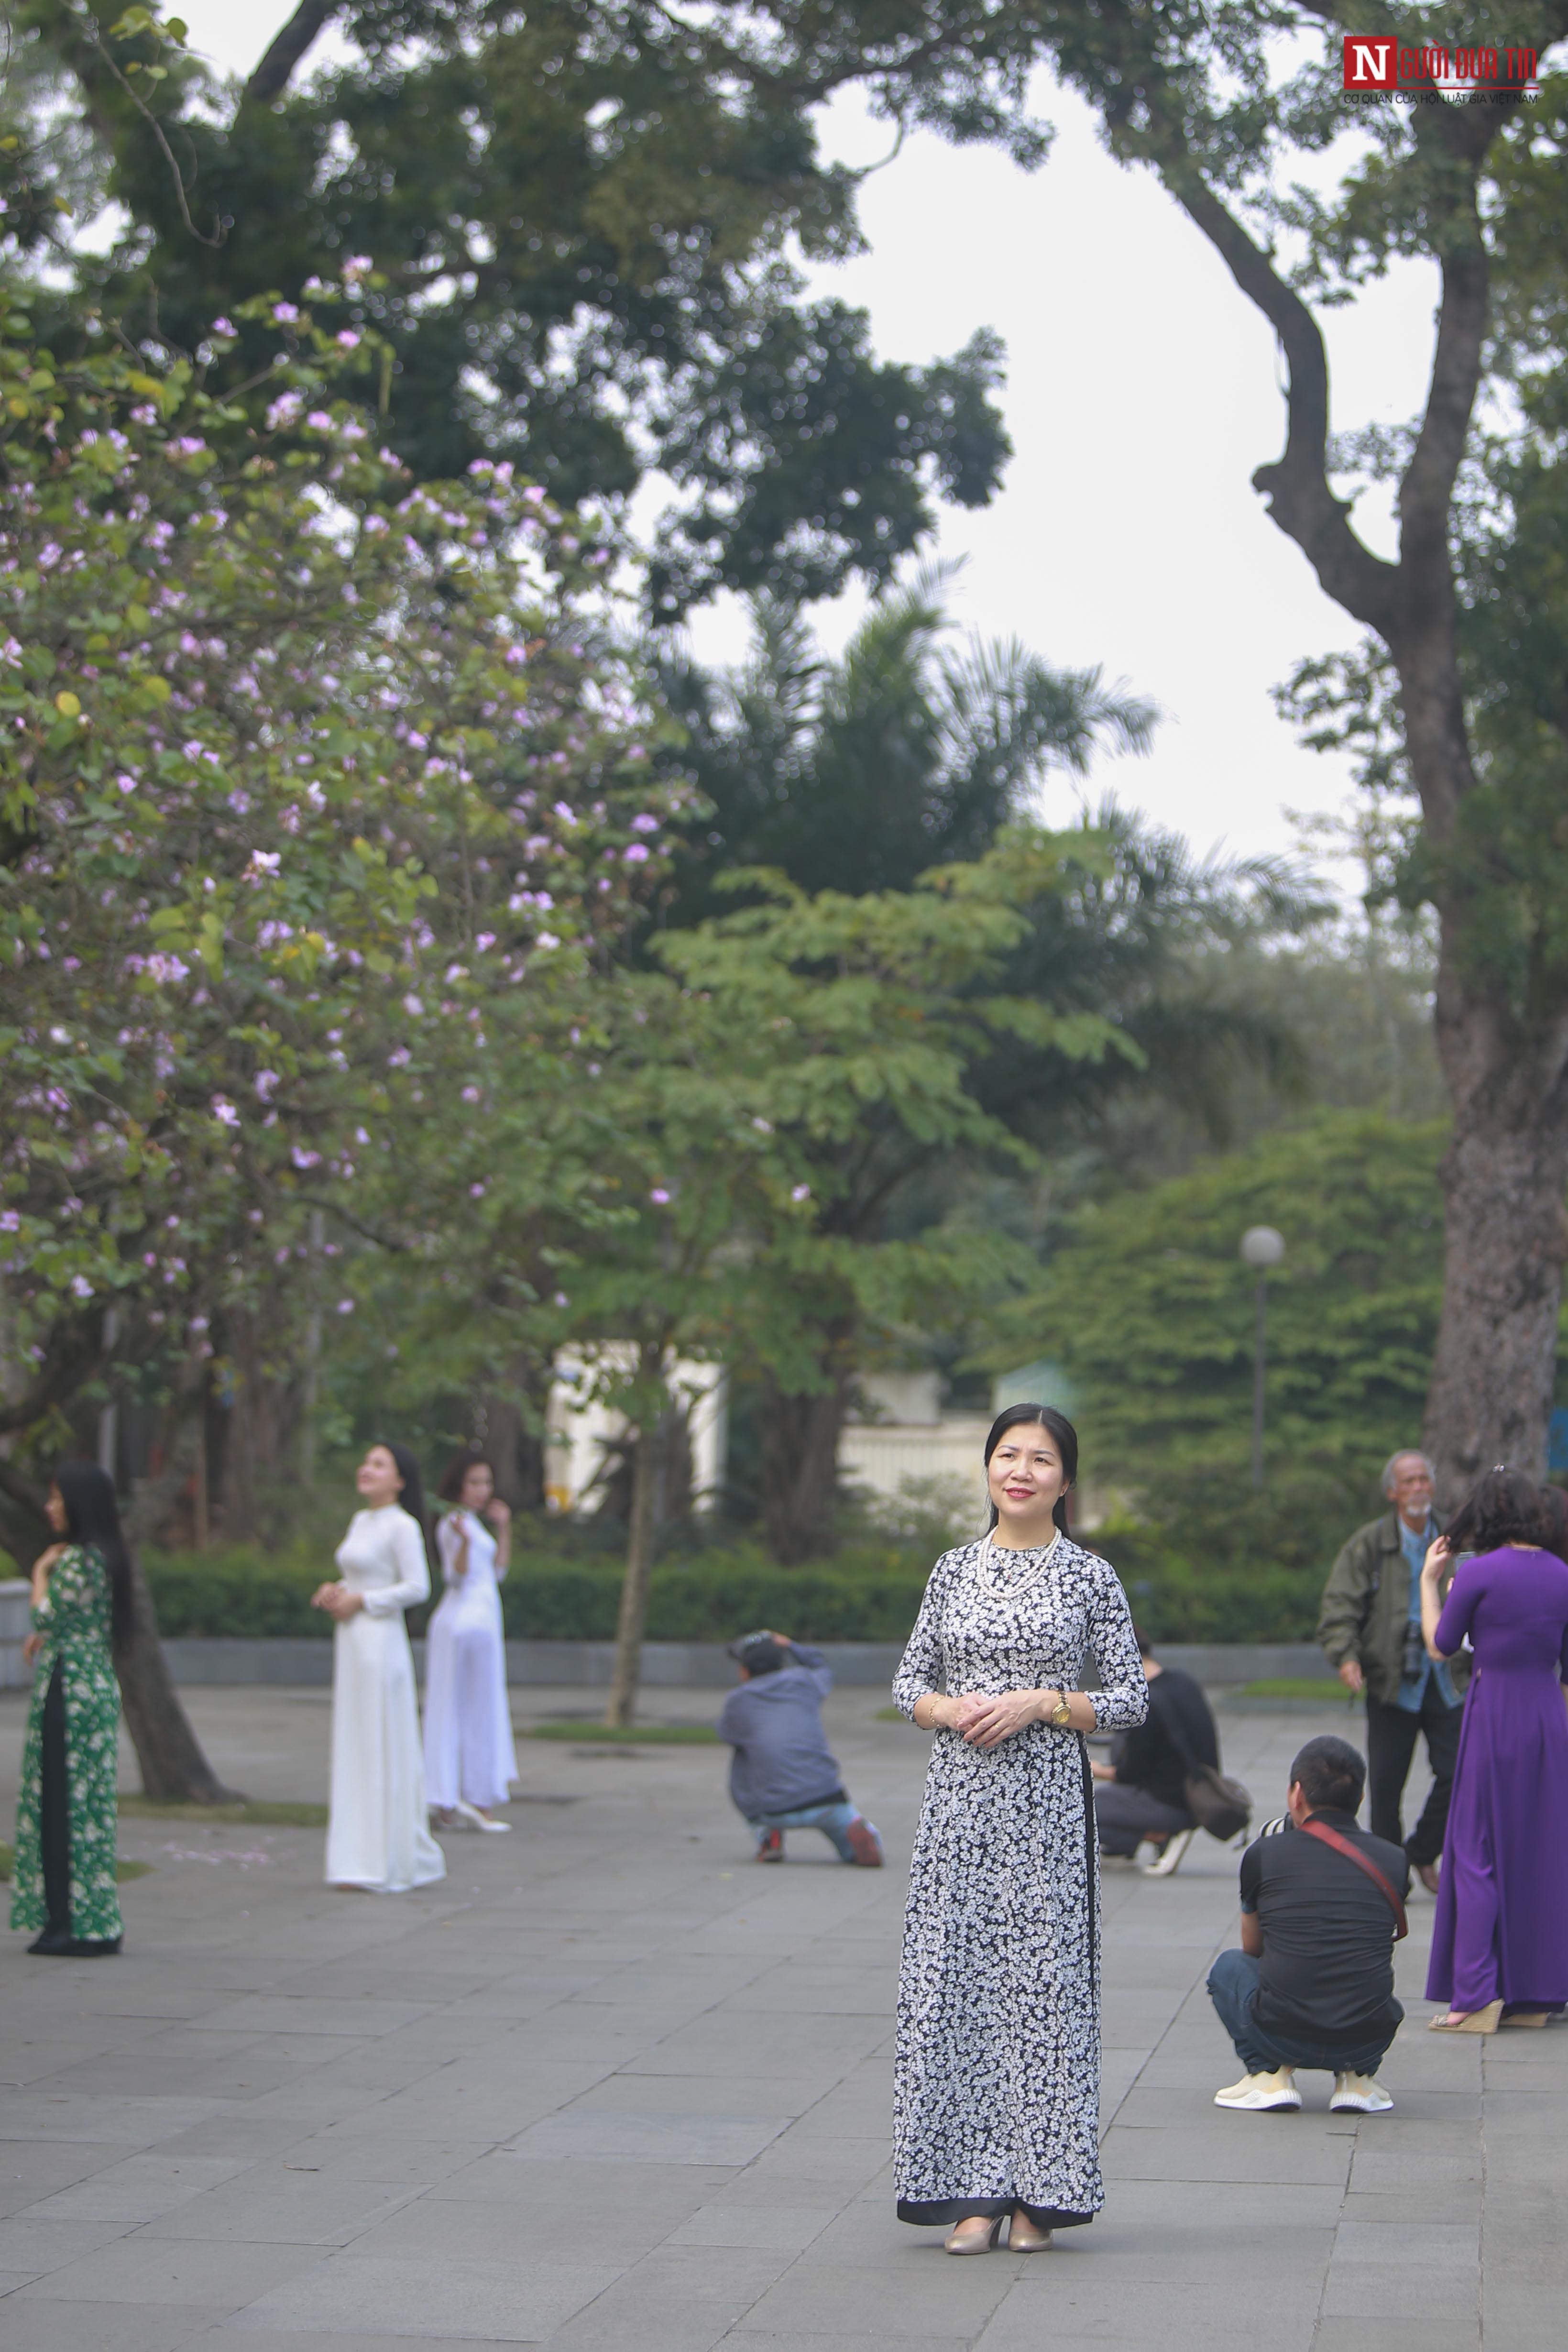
310;1580;364;1621
934;1689;1068;1748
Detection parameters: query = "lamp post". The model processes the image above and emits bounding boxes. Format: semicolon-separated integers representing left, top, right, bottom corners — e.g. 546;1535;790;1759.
1239;1226;1285;1489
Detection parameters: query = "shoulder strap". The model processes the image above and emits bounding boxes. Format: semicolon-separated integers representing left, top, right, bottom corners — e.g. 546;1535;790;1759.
1145;1675;1206;1775
1299;1817;1408;1940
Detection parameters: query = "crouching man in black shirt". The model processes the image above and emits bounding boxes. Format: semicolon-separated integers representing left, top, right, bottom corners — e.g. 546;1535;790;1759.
1207;1735;1408;2116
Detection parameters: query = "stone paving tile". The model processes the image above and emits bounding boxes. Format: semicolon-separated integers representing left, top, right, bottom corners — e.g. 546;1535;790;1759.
1310;2326;1479;2352
506;2110;795;2167
1319;2269;1480;2321
0;1687;1554;2348
144;2176;425;2247
204;2336;546;2352
668;2205;838;2254
1331;2220;1478;2268
1101;2121;1359;2185
223;2253;624;2341
251;2141;491;2188
0;2213;141;2273
26;2154;256;2225
197;2000;436;2041
722;2335;974;2352
44;2051;329;2104
431;2154;734;2212
155;2116;343;2165
0;2298;231;2351
348;2189;687;2265
736;2255;1018;2341
0;2139;124;2207
0;2094;241;2148
1100;2177;1345;2227
12;2235;328;2308
541;2248;814;2352
979;2322;1317;2352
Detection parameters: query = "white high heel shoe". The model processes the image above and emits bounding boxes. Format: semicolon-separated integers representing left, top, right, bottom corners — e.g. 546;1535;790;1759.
454;1799;511;1833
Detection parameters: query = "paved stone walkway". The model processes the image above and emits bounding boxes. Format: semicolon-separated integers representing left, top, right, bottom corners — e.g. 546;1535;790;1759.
0;1685;1559;2350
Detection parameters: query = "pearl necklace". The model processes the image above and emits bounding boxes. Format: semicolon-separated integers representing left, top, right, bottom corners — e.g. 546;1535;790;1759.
976;1524;1063;1599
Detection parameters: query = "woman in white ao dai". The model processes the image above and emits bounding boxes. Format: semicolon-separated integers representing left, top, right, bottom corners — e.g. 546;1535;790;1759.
312;1443;445;1893
424;1453;518;1827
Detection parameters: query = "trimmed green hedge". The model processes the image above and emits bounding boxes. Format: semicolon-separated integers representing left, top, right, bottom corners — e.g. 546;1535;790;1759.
139;1535;932;1645
139;1513;1333;1647
494;1555;931;1643
141;1543;329;1638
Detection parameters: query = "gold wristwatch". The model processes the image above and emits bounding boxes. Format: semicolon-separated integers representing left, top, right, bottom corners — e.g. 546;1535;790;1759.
1048;1692;1072;1728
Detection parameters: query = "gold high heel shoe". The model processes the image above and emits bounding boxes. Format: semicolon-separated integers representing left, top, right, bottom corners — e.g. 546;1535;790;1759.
1428;2000;1503;2033
944;2216;1004;2255
1008;2209;1053;2252
1500;2009;1551;2028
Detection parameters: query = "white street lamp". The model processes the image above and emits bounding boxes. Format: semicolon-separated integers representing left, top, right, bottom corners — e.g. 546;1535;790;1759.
1239;1227;1286;1489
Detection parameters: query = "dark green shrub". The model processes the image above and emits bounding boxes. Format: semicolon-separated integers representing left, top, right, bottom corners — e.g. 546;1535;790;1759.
141;1543;329;1638
140;1502;1342;1649
141;1528;935;1644
1087;1465;1362;1644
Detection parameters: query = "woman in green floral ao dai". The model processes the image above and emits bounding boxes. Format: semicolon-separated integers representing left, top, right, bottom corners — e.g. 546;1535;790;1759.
9;1460;128;1956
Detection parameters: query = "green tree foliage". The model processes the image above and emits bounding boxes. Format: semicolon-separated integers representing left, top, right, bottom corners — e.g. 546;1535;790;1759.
654;837;1141;1561
1;2;1037;612
330;827;1136;1574
655;573;1156;916
1008;1110;1448;1639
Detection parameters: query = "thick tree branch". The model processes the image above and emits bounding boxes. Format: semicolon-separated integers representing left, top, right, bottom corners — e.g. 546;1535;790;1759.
0;1318;105;1441
1398;233;1489;598
1164;166;1400;638
245;0;339;105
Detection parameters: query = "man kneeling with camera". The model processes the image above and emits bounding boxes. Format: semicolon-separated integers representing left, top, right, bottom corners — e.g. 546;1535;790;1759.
1207;1735;1408;2114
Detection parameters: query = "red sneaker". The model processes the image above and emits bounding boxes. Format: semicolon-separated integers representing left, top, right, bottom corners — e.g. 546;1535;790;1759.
846;1817;884;1868
755;1829;785;1863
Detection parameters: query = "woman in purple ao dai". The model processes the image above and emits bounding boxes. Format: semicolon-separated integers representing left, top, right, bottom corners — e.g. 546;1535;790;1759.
1421;1466;1568;2033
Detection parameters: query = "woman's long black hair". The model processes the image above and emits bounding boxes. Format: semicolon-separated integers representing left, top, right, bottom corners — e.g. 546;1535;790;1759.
982;1404;1078;1536
53;1459;133;1645
1443;1465;1543;1556
378;1440;437;1573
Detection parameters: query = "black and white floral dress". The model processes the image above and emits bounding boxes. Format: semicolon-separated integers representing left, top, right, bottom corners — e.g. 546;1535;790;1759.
892;1532;1146;2230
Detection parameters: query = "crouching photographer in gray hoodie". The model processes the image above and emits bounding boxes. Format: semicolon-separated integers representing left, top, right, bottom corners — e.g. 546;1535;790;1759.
717;1631;883;1867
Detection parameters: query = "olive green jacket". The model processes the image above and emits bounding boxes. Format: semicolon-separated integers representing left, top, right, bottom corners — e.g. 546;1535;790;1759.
1316;1511;1470;1708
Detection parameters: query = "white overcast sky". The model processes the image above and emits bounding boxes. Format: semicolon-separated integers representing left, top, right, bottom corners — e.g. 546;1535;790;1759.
176;3;1438;877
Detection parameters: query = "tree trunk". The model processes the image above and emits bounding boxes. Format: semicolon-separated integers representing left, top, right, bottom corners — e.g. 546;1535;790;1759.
604;1386;668;1730
1422;985;1568;1502
482;1360;550;1512
113;1371;245;1802
115;1547;245;1802
758;1352;854;1565
224;1315;260;1544
1142;103;1568;1488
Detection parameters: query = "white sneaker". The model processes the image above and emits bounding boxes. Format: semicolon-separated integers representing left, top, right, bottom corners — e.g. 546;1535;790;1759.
1330;2072;1393;2113
1142;1827;1198;1878
1213;2068;1301;2111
